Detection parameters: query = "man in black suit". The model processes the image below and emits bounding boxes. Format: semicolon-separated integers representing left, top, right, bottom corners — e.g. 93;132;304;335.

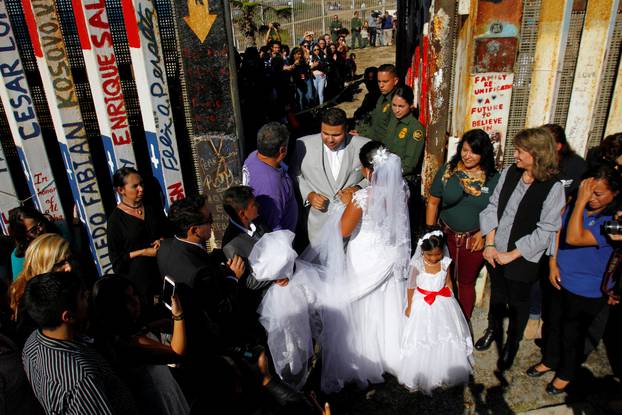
157;195;245;356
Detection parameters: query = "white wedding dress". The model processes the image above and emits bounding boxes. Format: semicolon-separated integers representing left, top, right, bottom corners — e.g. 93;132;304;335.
397;256;473;394
346;188;406;377
251;150;411;394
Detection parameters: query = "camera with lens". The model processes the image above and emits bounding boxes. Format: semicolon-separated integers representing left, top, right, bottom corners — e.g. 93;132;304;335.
272;22;280;29
230;344;264;364
603;220;622;235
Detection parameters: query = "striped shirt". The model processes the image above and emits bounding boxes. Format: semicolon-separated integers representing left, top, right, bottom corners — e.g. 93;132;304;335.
22;330;136;415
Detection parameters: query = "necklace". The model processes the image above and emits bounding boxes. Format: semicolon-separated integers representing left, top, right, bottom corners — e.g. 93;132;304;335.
121;200;144;216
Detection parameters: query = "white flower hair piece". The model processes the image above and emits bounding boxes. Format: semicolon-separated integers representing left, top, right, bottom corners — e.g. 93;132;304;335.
417;230;444;247
372;147;389;166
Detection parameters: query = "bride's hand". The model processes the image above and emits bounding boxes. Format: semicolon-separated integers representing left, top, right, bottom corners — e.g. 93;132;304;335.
404;306;411;317
274;278;289;287
337;186;358;204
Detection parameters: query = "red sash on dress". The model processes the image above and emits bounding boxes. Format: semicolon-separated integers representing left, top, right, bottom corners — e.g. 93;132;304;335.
417;286;451;305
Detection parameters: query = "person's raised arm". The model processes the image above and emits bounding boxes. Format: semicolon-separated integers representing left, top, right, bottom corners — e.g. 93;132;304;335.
566;178;599;246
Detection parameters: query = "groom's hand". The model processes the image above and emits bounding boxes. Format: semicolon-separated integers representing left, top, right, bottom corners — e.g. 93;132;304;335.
308;192;329;211
274;278;289;287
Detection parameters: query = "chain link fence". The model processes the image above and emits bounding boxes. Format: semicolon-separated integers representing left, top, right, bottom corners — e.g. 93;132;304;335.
230;0;397;50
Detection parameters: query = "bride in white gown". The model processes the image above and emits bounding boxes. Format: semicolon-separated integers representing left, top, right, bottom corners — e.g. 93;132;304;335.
306;141;411;392
341;142;411;376
250;142;411;394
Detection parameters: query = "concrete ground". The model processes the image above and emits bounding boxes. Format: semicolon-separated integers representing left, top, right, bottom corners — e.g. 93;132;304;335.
322;44;619;414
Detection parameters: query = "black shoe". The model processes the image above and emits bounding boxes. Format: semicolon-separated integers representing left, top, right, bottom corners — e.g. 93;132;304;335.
526;363;551;378
545;380;567;396
497;342;519;371
474;328;495;351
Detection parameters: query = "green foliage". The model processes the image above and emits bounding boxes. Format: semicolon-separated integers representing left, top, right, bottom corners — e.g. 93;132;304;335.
230;0;292;45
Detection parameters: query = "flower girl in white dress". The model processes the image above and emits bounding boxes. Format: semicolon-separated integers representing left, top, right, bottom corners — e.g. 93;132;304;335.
398;231;474;394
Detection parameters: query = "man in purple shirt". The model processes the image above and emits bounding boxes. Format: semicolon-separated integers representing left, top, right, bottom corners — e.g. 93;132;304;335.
242;122;298;232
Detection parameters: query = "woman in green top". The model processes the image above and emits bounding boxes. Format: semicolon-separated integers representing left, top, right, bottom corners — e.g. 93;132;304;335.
425;129;500;319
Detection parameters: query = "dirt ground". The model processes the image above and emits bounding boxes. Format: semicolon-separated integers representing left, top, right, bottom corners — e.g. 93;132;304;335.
336;44;397;118
320;44;620;415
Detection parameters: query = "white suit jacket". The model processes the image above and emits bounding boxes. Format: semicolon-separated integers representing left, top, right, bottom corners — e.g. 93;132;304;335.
292;133;370;241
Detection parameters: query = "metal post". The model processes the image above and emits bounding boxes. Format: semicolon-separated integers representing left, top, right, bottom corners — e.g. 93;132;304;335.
171;0;245;244
322;0;326;35
291;0;296;44
322;0;326;34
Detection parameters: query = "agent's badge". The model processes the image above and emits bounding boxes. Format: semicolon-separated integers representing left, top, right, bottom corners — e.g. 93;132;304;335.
398;128;408;139
383;103;390;112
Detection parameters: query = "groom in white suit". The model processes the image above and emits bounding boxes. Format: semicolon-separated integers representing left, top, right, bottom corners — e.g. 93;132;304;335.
293;108;370;242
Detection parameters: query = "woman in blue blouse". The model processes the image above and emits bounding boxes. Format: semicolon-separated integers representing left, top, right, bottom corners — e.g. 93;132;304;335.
527;163;620;394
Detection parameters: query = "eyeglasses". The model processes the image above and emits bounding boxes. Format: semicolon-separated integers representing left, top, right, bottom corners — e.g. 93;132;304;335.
26;221;43;236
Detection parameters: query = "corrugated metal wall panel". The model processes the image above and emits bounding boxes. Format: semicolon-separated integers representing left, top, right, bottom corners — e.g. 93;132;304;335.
589;12;622;148
552;11;585;128
503;0;541;166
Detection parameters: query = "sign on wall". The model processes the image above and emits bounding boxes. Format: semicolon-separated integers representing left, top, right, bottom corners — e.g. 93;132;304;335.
465;73;514;168
121;0;186;210
0;0;66;222
0;143;19;233
72;0;137;178
23;0;111;275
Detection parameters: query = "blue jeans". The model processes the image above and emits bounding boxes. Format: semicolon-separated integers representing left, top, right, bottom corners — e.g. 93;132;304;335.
313;73;326;105
296;78;314;110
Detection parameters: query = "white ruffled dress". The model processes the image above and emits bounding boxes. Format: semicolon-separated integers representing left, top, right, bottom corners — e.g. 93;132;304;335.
397;257;473;394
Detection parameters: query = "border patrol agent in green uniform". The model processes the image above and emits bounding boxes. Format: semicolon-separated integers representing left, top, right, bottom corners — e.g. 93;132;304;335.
381;86;425;178
383;112;425;178
381;85;426;238
354;63;400;140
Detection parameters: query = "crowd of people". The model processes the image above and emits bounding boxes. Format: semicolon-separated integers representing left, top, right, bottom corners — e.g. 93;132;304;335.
1;55;622;415
237;11;399;154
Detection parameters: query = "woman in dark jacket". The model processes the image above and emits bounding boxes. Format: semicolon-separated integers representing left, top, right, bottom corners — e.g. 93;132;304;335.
284;47;314;111
475;128;565;371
